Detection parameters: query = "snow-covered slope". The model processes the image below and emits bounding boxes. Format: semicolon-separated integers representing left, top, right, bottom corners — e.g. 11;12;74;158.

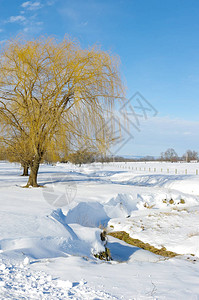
0;161;199;299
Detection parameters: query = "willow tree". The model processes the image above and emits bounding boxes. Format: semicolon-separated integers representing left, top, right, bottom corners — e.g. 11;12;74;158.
2;135;33;176
0;36;124;187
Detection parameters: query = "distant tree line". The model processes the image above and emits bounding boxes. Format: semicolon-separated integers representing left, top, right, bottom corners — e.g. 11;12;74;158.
1;146;198;166
160;148;198;162
86;149;198;164
58;148;199;164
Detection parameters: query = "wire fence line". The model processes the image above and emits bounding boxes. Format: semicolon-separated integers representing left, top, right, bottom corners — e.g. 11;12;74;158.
104;162;199;176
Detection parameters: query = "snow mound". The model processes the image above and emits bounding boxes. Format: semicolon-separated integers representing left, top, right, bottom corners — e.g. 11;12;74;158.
65;194;138;227
0;208;106;261
65;202;109;227
51;208;105;256
104;193;137;218
128;249;161;262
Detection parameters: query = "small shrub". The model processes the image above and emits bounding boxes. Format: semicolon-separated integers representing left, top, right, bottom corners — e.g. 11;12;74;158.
94;229;112;261
94;247;112;261
169;199;174;204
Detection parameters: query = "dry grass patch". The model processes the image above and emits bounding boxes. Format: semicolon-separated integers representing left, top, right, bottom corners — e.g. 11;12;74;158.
108;231;178;258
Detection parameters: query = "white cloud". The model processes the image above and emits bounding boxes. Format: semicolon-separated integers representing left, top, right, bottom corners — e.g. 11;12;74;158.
2;1;44;35
46;0;56;5
21;1;42;11
23;21;43;33
7;15;26;23
81;21;88;27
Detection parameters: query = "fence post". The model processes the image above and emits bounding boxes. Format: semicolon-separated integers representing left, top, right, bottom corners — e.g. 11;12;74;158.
167;169;169;173
196;169;198;175
175;169;177;174
185;169;187;175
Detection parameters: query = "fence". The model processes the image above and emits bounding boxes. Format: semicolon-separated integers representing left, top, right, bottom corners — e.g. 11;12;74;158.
105;162;199;176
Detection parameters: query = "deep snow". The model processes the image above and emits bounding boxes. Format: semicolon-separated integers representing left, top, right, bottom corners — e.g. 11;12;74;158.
0;161;199;299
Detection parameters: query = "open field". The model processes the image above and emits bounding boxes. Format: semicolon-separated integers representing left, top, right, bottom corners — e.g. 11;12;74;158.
0;161;199;299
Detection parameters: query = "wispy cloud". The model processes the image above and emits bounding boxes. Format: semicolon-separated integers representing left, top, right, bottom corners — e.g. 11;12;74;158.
23;21;43;33
2;1;46;35
21;1;42;11
46;0;56;5
81;21;88;27
7;15;26;23
1;0;55;37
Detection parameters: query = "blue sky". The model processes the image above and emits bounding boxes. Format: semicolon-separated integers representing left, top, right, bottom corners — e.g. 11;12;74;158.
0;0;199;157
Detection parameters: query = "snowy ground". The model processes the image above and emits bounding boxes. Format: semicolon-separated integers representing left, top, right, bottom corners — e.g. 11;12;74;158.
0;161;199;299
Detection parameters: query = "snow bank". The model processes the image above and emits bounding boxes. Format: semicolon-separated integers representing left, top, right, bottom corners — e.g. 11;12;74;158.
65;202;109;227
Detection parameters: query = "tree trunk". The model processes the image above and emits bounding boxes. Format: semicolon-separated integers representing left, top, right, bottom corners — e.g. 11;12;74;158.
21;164;29;176
26;155;41;187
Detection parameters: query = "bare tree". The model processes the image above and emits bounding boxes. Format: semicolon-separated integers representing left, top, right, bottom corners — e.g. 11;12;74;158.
161;148;178;162
182;150;198;162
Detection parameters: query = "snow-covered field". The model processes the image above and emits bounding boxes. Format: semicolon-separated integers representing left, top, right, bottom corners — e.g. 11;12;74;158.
0;161;199;299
